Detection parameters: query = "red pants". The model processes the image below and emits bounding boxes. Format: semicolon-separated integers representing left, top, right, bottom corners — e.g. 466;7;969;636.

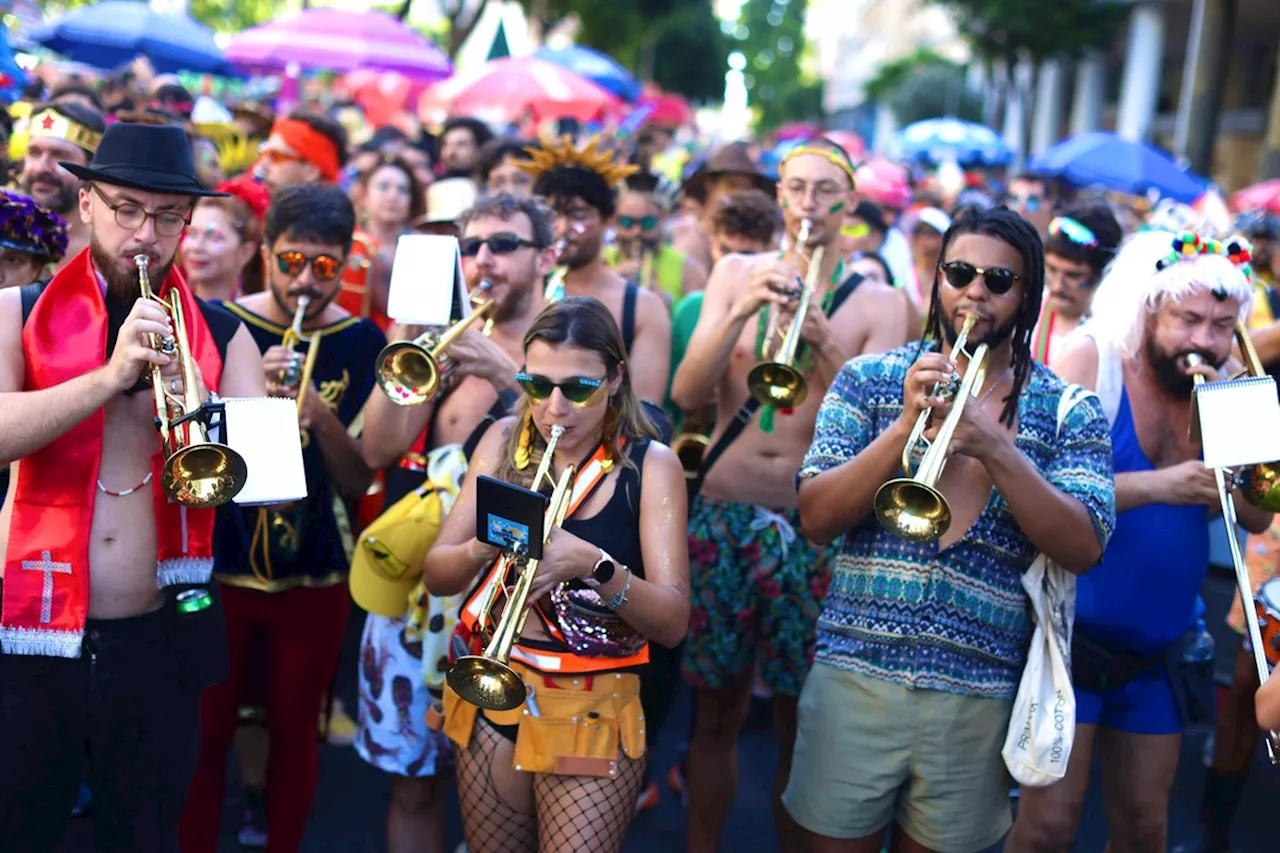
180;582;350;853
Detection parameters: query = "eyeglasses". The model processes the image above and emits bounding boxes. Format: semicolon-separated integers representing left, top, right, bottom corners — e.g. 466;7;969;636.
1007;193;1043;212
782;180;846;202
459;233;540;257
1048;216;1099;248
939;260;1020;295
91;184;191;237
274;250;343;281
617;215;659;231
516;372;606;406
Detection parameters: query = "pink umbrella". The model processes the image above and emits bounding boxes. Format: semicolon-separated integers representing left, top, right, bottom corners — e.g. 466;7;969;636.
1232;180;1280;215
823;130;866;162
637;91;693;128
225;9;452;83
419;57;619;127
856;157;912;209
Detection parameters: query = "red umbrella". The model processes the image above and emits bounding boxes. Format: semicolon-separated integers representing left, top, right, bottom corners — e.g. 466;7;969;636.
419;57;619;127
637;93;693;129
1232;180;1280;215
856;157;912;209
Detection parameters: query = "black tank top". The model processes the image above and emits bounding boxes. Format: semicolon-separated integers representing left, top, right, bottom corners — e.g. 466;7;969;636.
561;438;649;581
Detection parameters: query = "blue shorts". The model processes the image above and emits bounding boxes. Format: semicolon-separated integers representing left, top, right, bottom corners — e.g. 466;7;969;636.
1074;666;1182;735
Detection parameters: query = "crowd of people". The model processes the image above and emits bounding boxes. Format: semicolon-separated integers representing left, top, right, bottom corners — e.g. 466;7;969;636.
1;69;1280;853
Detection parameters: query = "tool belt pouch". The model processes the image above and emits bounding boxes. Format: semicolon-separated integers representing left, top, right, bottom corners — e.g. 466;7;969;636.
1070;629;1165;693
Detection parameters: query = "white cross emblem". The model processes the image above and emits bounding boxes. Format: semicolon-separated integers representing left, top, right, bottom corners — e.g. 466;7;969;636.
21;550;73;624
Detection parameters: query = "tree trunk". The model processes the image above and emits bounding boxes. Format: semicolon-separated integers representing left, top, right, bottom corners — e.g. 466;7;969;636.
638;32;657;82
448;0;491;59
395;0;413;22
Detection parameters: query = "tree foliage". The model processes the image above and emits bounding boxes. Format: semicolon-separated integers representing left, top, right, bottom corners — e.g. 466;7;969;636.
35;0;275;35
927;0;1129;64
732;0;821;132
513;0;727;103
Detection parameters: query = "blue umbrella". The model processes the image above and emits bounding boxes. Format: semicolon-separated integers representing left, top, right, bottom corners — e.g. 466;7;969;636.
892;118;1012;167
1029;132;1207;202
0;28;28;104
533;45;641;103
29;0;231;76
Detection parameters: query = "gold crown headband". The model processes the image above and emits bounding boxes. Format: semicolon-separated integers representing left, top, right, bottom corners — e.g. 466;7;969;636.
781;145;857;187
515;134;640;188
28;109;102;154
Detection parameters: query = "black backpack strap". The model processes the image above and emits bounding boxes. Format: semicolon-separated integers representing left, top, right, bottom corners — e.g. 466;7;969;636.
621;282;638;355
20;282;48;326
687;270;866;499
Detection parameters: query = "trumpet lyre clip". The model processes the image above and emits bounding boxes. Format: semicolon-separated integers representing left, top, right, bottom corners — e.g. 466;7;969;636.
747;218;821;409
447;425;576;711
136;254;248;508
375;282;496;406
874;313;989;542
1187;347;1280;763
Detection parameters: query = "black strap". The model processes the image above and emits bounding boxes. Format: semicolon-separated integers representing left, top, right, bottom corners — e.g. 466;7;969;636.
688;270;865;499
19;281;47;326
621;282;638;356
1268;287;1280;327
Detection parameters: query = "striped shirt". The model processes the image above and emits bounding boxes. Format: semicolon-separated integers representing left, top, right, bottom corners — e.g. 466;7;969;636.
799;344;1116;699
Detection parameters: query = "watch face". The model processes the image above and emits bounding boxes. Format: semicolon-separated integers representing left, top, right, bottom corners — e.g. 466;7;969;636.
594;558;616;584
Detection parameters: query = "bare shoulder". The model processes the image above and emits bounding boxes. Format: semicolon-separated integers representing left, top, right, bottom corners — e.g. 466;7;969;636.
842;279;902;313
641;439;680;478
707;251;769;295
634;285;671;322
0;287;25;393
234;291;270;313
474;415;515;463
1050;333;1100;390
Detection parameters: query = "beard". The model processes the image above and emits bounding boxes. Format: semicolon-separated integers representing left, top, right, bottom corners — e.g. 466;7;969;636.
21;171;77;216
563;234;603;271
616;235;658;259
940;309;1018;351
1144;336;1220;396
488;274;534;323
90;235;174;304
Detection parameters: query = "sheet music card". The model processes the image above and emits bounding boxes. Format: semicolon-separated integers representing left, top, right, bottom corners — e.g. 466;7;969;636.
386;235;469;326
1194;376;1280;469
223;397;308;505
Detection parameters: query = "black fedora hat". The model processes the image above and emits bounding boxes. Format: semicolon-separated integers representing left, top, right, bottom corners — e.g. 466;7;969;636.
61;122;227;198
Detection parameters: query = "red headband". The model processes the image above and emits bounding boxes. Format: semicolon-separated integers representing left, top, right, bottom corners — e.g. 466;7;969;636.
270;118;341;182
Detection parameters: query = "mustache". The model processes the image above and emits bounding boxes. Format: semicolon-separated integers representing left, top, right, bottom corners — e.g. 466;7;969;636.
26;170;64;186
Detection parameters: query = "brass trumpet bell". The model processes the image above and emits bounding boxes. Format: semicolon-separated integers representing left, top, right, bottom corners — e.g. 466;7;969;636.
1243;463;1280;512
673;432;709;478
162;443;250;509
376;339;442;406
872;479;952;542
747;362;807;408
446;655;528;712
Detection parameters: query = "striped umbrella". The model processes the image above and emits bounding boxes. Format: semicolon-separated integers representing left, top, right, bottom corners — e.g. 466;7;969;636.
225;9;452;84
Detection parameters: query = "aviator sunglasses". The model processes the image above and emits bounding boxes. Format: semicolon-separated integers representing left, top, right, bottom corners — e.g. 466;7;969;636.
939;260;1020;295
617;214;659;231
516;372;606;406
459;233;540;257
275;251;343;281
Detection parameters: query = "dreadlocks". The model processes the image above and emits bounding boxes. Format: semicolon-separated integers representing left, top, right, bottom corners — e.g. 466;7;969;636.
923;206;1044;427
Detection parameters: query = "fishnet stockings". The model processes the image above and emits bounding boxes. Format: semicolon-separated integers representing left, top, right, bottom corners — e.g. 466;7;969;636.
454;717;648;853
454;721;536;853
534;753;647;853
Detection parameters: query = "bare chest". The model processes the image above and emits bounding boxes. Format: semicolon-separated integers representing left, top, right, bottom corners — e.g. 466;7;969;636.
433;378;499;448
1126;380;1197;468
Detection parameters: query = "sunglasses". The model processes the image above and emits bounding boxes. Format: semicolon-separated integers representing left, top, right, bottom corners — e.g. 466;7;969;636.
939;260;1020;296
1008;193;1043;211
617;214;659;231
1048;216;1099;248
459;233;540;257
516;372;606;406
274;251;343;281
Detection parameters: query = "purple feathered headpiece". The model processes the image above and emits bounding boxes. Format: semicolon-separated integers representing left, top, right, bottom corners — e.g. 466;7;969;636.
0;191;70;265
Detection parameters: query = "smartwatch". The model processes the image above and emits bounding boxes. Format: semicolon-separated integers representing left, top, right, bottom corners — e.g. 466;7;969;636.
591;550;617;586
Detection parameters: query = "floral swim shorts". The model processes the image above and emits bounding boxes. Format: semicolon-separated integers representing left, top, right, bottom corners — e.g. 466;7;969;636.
681;494;836;698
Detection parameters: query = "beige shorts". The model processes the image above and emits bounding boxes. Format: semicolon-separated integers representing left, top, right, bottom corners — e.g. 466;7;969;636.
782;663;1013;853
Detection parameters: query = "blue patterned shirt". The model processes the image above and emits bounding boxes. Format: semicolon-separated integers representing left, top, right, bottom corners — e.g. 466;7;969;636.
799;344;1116;700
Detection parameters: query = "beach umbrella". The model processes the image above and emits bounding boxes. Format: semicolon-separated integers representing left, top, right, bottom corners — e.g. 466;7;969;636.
225;9;452;84
892;118;1012;167
420;57;619;127
28;0;230;76
1030;131;1207;203
534;45;641;103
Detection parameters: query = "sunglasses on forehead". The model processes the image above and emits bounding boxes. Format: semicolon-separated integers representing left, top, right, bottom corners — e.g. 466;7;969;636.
1048;216;1099;248
939;260;1020;295
459;233;540;257
275;251;343;281
516;372;606;405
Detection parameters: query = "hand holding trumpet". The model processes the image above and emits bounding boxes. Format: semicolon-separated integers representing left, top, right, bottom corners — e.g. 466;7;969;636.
107;298;174;391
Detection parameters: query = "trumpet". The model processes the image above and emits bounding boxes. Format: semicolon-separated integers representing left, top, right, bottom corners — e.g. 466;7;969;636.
135;255;248;508
672;431;710;481
1227;322;1280;511
279;295;321;412
447;425;575;711
874;313;989;542
544;224;583;303
1187;350;1280;762
747;217;822;409
375;281;495;406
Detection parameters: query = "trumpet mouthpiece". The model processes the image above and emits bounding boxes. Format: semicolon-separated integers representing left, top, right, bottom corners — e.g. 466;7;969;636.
134;254;149;270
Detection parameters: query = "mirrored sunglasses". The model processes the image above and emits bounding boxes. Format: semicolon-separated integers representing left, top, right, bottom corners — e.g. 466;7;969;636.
516;372;605;406
617;215;659;231
274;251;343;281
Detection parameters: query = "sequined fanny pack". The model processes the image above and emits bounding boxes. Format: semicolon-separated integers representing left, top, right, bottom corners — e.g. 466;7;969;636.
550;584;646;658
